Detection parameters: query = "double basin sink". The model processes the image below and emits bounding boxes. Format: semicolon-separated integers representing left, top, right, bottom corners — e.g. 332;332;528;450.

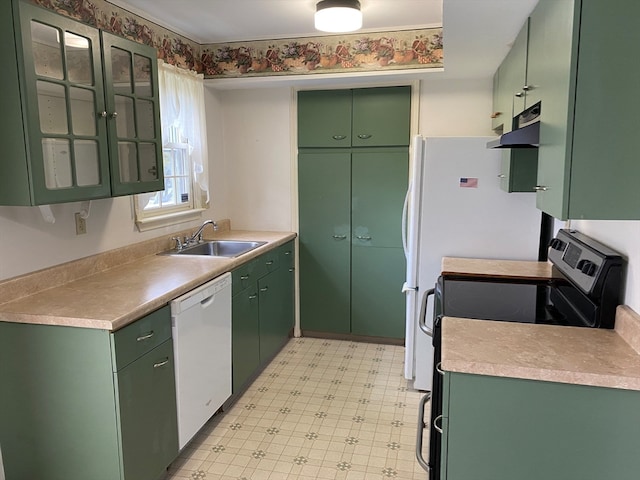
163;240;267;258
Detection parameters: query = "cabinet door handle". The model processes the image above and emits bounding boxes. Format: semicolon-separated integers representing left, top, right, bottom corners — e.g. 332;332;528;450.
332;135;347;140
433;415;444;434
147;165;158;175
332;234;347;240
265;260;274;266
98;111;107;118
523;84;533;91
289;268;294;273
248;294;258;300
284;251;291;256
356;235;372;241
109;112;118;119
357;134;372;139
136;331;154;342
534;185;549;191
240;275;250;280
260;286;268;292
153;358;170;368
497;174;506;178
491;111;502;119
515;92;524;98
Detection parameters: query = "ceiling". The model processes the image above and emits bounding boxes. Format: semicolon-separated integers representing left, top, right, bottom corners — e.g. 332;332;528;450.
108;0;540;80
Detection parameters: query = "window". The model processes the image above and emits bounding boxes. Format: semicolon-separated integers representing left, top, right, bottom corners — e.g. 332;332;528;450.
135;60;209;231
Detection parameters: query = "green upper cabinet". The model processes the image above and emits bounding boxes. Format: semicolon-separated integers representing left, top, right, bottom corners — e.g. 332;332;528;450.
351;87;410;146
498;148;538;193
297;89;352;147
0;1;163;206
102;32;163;197
298;86;411;148
492;20;529;133
531;0;640;219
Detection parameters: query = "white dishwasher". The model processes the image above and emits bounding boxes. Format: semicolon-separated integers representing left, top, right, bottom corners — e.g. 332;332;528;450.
170;272;232;449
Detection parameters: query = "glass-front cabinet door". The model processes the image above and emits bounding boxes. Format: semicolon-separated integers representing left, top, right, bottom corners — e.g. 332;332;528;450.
19;2;111;204
102;32;164;196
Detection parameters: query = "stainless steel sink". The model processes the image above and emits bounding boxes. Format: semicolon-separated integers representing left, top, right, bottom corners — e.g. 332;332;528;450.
163;240;267;258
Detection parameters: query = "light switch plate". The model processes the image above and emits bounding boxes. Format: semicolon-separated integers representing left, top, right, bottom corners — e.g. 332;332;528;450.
75;212;87;235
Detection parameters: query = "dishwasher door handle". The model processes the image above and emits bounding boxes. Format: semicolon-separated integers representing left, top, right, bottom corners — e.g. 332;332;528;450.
200;293;216;309
416;392;431;472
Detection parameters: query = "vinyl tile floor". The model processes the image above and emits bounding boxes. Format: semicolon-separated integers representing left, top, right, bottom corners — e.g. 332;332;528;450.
163;337;429;480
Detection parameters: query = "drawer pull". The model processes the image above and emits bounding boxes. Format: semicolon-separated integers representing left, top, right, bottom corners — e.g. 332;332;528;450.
357;134;372;139
153;358;170;368
284;251;291;255
332;135;347;140
260;286;269;292
289;268;294;273
497;174;506;178
356;235;372;241
534;185;549;191
332;234;347;240
265;260;274;266
136;331;154;342
248;294;258;300
433;415;444;434
240;275;250;280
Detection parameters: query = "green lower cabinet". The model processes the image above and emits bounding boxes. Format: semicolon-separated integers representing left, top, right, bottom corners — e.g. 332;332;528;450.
351;246;406;338
115;340;179;480
298;148;408;339
442;372;640;480
298;150;351;334
231;285;260;393
231;241;295;393
0;305;178;480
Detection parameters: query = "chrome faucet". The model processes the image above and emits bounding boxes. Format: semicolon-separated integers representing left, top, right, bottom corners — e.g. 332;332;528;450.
186;220;218;246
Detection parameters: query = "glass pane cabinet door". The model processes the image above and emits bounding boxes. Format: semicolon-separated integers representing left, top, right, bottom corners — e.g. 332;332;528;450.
102;32;163;196
19;3;111;203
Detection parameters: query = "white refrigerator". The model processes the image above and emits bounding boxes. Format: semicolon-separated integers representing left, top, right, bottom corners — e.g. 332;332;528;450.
402;136;541;391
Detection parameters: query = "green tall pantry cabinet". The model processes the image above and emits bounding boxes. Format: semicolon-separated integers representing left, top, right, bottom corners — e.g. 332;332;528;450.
298;86;410;339
0;0;164;206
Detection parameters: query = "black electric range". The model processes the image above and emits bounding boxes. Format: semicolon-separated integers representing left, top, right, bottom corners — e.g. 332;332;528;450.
416;229;625;479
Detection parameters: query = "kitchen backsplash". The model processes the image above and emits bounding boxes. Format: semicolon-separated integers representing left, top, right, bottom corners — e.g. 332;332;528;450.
28;0;442;78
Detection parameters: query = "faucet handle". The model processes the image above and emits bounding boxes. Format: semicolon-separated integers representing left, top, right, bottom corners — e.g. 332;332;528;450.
171;236;183;251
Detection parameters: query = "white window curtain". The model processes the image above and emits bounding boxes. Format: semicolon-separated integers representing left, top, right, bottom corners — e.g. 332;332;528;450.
158;59;209;204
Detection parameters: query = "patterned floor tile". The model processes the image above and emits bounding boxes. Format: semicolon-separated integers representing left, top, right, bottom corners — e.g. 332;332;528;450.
162;337;428;480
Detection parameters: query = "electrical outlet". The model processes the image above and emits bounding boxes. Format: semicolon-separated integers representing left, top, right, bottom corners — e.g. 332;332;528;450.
75;213;87;235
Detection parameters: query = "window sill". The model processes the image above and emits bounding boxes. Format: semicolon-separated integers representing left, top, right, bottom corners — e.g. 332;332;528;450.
135;208;207;232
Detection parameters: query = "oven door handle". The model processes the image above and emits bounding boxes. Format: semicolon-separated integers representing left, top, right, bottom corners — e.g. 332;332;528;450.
416;392;431;472
419;288;435;337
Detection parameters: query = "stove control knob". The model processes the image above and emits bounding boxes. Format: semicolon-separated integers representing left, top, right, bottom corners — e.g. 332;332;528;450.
550;239;566;251
578;260;597;276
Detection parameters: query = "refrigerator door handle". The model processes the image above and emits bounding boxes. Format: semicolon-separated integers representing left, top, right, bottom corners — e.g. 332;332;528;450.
418;288;435;337
401;180;411;256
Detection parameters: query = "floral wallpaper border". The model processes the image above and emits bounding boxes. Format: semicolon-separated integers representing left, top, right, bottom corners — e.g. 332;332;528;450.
30;0;443;78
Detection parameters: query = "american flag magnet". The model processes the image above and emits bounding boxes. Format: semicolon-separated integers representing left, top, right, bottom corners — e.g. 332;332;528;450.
459;177;478;188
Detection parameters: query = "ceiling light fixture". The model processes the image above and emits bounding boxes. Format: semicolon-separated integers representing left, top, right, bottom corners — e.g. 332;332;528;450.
315;0;363;33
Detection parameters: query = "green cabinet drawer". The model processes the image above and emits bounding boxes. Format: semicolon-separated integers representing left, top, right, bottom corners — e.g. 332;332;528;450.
111;305;171;371
232;258;267;296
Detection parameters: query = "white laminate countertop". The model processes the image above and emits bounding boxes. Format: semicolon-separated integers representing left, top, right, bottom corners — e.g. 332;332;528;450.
441;306;640;391
0;230;296;331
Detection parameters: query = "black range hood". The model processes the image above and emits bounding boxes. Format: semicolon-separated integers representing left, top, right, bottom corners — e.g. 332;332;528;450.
487;102;541;149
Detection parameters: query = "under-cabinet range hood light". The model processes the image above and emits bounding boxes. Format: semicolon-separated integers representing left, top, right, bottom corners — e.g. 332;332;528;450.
487;102;541;149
